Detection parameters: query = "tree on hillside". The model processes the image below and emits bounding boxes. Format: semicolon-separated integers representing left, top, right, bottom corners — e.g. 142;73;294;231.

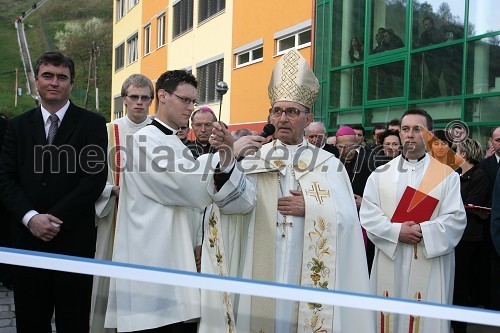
55;17;112;120
55;17;111;67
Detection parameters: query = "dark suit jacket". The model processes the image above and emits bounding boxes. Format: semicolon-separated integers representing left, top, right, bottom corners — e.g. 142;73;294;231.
0;103;107;258
491;169;500;256
342;146;372;196
322;143;339;158
479;155;499;206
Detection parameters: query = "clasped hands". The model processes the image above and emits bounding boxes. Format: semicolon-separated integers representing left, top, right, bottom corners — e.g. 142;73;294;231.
398;221;422;245
27;213;63;242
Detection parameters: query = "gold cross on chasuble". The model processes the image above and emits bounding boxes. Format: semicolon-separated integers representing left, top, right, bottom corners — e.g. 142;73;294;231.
305;181;330;205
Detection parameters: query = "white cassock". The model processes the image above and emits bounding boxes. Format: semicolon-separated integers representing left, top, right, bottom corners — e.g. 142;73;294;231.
360;154;466;333
200;139;375;333
104;119;256;332
91;115;151;333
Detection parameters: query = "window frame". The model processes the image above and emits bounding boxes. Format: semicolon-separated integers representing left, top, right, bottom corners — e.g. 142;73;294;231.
196;57;224;104
114;42;125;72
116;0;126;21
157;13;166;48
235;45;263;68
126;33;139;65
276;28;311;55
143;24;151;55
173;0;194;39
198;0;225;24
128;0;139;11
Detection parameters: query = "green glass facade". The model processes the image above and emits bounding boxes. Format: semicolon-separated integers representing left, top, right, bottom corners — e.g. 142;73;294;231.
314;0;500;144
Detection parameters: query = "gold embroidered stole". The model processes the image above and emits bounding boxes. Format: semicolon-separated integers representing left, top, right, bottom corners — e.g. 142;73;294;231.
204;143;336;333
296;171;337;333
204;204;237;333
376;157;445;333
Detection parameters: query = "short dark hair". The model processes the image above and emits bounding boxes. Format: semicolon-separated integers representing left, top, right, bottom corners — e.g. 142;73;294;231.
35;51;75;84
351;124;365;136
429;129;452;147
373;124;386;131
400;108;433;131
377;129;401;146
155;70;197;98
388;118;400;128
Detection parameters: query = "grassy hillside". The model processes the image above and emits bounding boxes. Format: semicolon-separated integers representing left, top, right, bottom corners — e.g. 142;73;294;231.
0;0;112;120
0;0;39;117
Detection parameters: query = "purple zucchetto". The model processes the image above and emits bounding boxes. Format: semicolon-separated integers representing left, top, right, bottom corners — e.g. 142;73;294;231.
336;126;357;137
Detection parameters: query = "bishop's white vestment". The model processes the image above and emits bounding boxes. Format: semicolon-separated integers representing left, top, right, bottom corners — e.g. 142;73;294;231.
359;154;466;333
104;119;256;332
91;115;151;333
199;139;375;333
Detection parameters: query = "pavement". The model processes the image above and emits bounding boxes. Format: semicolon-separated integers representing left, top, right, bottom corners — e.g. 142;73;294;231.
0;283;498;332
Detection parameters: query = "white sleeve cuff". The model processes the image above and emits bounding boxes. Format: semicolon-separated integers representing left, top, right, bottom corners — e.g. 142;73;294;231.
22;210;38;228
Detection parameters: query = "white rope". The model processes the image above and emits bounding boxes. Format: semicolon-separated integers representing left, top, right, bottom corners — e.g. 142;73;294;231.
0;247;498;327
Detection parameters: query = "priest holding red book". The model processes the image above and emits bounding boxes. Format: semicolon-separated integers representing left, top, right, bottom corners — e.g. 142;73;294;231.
360;109;466;333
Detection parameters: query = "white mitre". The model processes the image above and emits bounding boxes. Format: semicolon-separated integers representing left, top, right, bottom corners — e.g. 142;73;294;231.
268;49;320;108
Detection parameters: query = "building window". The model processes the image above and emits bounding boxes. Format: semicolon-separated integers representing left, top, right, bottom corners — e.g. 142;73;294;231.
116;0;125;21
114;96;124;120
275;24;311;55
198;0;225;23
235;46;263;67
157;14;166;47
197;58;224;104
127;34;138;64
115;43;125;71
173;0;193;38
144;24;151;55
128;0;139;10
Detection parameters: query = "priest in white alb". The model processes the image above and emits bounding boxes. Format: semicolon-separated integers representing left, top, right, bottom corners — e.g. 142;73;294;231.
91;74;154;333
104;70;256;332
199;49;374;333
360;109;466;333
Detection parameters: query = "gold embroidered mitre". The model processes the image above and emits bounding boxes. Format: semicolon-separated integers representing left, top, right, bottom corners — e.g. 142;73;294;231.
268;49;320;109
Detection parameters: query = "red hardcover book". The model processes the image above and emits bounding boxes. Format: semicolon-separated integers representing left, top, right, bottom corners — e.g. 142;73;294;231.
391;186;439;223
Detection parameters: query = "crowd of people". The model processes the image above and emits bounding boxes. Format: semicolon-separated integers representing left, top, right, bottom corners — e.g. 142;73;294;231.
0;49;499;333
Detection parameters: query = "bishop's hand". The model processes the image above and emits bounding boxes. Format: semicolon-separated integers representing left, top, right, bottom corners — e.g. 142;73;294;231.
278;190;305;217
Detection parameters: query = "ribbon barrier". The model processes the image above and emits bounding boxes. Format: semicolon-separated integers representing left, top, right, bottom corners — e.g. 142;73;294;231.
0;247;498;327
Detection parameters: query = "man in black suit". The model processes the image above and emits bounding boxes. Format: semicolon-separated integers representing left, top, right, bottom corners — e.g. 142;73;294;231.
492;169;500;256
305;121;339;157
478;126;500;310
0;51;107;332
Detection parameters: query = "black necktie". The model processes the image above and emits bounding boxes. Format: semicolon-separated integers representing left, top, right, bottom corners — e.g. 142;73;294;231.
47;114;59;144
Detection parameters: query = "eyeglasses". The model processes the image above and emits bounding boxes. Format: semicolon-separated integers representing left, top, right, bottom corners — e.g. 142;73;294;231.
170;92;197;106
126;95;152;102
269;107;309;118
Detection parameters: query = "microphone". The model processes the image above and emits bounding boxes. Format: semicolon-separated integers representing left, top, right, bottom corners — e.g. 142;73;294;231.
258;123;275;138
236;124;275;162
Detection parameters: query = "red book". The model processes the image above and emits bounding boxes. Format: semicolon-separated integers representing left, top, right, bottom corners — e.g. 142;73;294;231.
391;186;439;223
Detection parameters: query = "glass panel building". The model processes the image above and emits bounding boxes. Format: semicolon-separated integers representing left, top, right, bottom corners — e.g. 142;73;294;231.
314;0;500;145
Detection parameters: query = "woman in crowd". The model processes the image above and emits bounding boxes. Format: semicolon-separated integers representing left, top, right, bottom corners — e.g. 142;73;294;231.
452;138;490;333
372;129;401;168
428;129;460;170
